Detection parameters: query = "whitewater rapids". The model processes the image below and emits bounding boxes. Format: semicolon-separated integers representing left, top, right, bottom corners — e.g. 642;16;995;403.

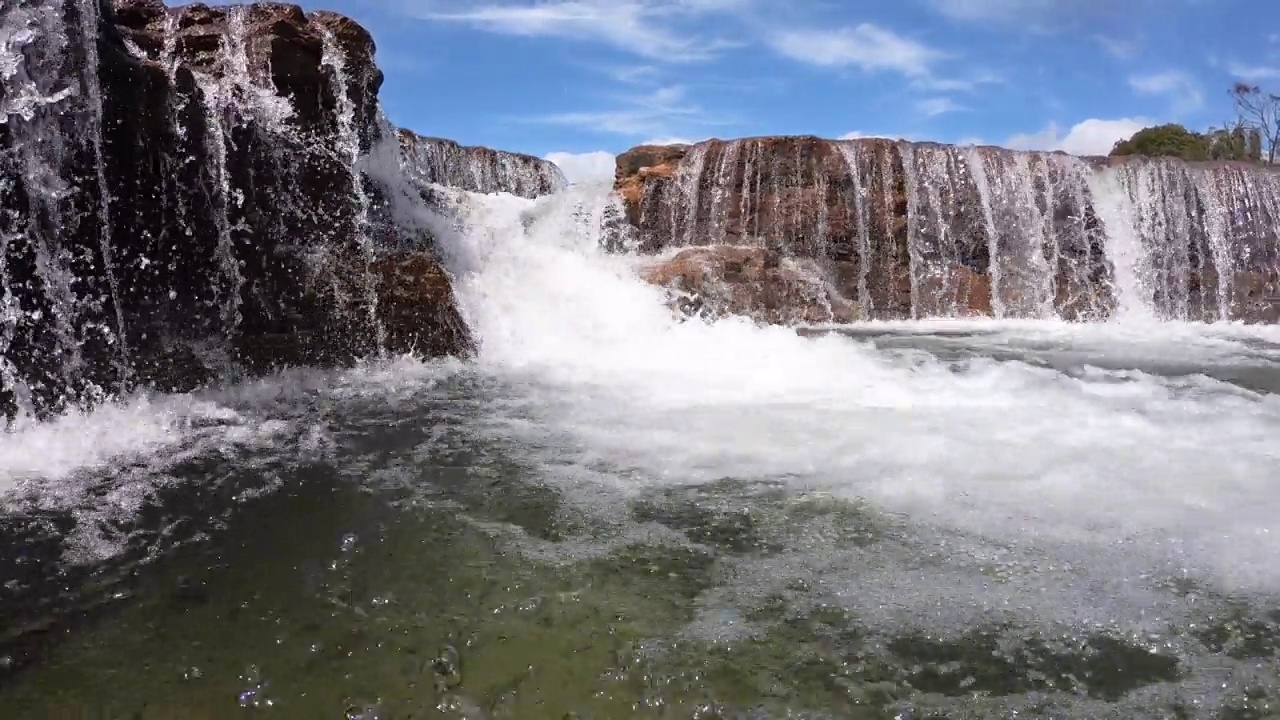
2;179;1280;713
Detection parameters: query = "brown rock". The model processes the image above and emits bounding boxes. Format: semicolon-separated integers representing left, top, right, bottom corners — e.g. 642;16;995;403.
641;246;859;325
398;129;566;198
372;252;475;357
608;135;1134;324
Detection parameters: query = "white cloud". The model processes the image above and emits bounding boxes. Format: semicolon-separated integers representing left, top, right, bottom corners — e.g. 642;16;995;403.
545;150;618;184
767;24;942;77
606;64;664;84
407;0;748;61
529;85;729;139
641;136;697;145
925;0;1051;21
1128;70;1203;115
1226;62;1280;81
1004;117;1148;156
766;24;991;94
922;0;1135;31
839;130;914;141
1093;34;1139;59
917;97;964;116
916;71;1002;92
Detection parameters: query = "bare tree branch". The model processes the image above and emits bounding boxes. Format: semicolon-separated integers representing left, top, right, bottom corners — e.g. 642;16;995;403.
1231;83;1280;163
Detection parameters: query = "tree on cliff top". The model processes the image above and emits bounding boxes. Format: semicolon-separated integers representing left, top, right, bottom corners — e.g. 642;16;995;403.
1109;124;1211;160
1109;121;1263;162
1230;82;1280;163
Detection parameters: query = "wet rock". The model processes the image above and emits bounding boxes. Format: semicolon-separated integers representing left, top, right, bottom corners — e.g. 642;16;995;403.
0;0;472;418
399;129;567;198
613;135;1280;324
640;246;860;325
432;643;463;693
372;251;475;358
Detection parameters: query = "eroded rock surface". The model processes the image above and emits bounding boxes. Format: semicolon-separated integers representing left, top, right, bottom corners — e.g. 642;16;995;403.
0;0;472;417
614;136;1280;325
398;129;566;199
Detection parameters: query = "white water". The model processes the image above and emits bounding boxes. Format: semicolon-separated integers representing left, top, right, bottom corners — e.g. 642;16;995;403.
1089;168;1157;322
437;180;1280;598
3;176;1280;632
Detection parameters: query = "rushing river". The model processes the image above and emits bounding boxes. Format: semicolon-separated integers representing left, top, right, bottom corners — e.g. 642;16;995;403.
3;183;1279;719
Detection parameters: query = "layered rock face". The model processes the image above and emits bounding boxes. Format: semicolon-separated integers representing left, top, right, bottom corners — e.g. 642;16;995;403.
1092;157;1280;323
398;129;566;199
615;136;1280;324
0;0;472;417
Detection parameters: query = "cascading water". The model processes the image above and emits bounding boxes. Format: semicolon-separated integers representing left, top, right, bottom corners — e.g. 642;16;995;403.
321;26;383;349
398;130;567;199
76;0;129;379
3;3;1280;715
1;0;109;412
1086;166;1152;321
616;136;1276;324
835;141;873;317
1093;159;1280;322
6;125;1280;720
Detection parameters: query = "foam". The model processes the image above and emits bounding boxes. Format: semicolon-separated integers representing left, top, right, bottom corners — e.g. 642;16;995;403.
6;179;1280;604
439;181;1280;598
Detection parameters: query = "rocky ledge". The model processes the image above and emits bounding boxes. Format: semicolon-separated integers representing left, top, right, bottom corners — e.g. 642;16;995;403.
0;0;475;417
614;136;1280;325
398;129;566;199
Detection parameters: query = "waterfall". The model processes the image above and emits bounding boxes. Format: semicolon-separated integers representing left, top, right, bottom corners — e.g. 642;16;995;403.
321;25;383;349
193;63;241;339
0;1;474;418
900;144;923;318
77;0;129;380
1093;160;1280;322
964;146;1006;318
1;0;104;411
398;131;567;199
619;137;1280;324
835;142;873;318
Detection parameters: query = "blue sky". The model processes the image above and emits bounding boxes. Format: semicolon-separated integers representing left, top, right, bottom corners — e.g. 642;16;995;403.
314;0;1280;181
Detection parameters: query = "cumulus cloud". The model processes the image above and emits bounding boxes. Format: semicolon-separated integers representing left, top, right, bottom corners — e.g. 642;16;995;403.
545;150;618;184
1004;117;1148;156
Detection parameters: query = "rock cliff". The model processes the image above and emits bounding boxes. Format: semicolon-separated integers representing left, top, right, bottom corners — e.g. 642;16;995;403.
398;129;566;199
613;136;1280;325
0;0;474;418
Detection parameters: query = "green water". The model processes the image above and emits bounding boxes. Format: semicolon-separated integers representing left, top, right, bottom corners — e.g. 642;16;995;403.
3;343;1280;719
5;458;1278;719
